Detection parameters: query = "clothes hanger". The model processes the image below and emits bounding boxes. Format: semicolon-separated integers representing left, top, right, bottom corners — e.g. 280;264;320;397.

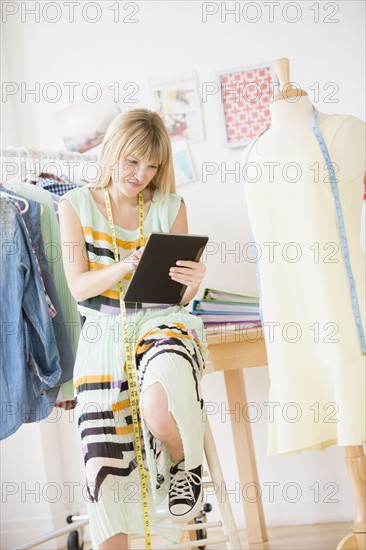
23;147;38;184
0;190;30;214
4;147;28;183
53;199;59;210
39;150;61;213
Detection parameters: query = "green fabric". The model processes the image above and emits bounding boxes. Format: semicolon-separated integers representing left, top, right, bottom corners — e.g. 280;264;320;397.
6;182;81;400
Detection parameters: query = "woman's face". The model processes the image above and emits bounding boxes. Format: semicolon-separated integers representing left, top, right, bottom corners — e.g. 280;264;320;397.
113;154;159;195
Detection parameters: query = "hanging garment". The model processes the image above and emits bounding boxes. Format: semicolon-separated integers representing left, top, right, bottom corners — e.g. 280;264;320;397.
0;198;62;439
3;193;57;319
5;181;81;401
59;186;208;548
243;112;366;455
36;173;79;195
3;189;75;420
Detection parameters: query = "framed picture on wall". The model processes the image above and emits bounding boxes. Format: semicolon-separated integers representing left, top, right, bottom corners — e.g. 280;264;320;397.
149;71;205;143
171;139;195;185
217;61;279;148
54;86;120;153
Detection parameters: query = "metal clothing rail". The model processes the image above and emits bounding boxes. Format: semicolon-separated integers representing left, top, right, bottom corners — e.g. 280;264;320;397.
14;517;89;550
2;146;95;550
15;504;227;550
0;146;99;184
0;147;98;161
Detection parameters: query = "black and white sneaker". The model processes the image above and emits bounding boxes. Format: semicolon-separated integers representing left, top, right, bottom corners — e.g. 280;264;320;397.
168;460;203;523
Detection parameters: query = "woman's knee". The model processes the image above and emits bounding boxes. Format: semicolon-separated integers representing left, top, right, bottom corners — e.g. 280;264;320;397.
140;382;173;435
100;531;128;549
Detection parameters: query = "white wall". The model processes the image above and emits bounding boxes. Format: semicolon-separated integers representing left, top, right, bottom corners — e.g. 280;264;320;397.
1;26;20;146
1;1;365;547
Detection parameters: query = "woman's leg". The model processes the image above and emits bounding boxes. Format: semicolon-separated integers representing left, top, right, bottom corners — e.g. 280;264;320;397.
137;327;206;522
137;333;206;472
140;381;184;463
140;375;205;523
100;532;128;549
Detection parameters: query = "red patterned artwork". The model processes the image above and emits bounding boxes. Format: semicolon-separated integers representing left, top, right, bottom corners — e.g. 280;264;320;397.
219;65;275;147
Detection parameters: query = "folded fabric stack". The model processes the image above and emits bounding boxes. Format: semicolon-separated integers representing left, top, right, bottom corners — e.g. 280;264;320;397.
190;287;261;330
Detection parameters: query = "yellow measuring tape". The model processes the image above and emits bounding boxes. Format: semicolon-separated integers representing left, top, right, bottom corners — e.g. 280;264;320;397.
104;187;152;549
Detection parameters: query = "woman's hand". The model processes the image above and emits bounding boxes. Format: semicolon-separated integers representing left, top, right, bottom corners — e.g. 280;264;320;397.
169;260;206;287
123;246;145;272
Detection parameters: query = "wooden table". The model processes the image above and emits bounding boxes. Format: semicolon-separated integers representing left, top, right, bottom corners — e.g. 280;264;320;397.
205;328;269;544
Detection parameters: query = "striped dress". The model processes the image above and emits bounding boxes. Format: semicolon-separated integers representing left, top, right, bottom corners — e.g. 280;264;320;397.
60;186;208;548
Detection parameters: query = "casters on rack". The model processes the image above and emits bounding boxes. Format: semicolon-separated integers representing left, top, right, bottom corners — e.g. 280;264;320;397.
194;502;213;549
66;513;85;550
67;529;84;550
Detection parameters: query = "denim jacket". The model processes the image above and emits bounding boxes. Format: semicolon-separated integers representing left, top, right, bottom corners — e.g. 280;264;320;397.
0;199;61;439
3;190;75;421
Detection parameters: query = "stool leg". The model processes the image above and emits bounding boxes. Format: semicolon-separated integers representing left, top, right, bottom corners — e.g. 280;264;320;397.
204;419;242;550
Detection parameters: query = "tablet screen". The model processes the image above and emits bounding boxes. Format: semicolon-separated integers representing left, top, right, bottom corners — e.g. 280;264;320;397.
123;232;209;304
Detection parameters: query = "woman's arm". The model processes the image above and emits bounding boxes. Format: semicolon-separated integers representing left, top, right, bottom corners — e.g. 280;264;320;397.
59;199;138;302
169;201;206;305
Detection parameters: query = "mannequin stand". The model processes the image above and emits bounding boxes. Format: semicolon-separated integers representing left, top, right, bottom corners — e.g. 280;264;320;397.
337;446;366;549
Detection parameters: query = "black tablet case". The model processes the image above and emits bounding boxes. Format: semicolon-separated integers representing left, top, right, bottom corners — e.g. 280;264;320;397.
123;232;209;304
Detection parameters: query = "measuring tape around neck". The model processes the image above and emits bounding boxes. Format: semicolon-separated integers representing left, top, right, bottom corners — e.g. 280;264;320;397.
103;187;151;549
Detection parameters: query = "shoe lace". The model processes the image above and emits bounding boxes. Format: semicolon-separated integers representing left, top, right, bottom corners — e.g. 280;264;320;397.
170;470;201;501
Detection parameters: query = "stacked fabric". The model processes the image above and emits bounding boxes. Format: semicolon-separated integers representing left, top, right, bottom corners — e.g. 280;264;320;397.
190;287;261;330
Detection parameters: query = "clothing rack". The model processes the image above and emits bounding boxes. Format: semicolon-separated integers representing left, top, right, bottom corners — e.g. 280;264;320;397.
0;146;99;184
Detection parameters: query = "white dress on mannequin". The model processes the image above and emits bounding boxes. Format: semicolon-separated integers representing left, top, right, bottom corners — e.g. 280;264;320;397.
242;108;365;455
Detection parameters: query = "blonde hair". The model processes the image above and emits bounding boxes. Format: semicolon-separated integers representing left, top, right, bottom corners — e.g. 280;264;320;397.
90;108;176;201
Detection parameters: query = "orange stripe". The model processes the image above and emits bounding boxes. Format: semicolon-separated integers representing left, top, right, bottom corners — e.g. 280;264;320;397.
136;328;192;349
100;288;120;300
82;226;112;243
88;261;108;270
112;398;130;412
135;342;155;355
82;226;147;249
74;374;112;389
115;425;135;435
153;329;191;340
87;262;132;281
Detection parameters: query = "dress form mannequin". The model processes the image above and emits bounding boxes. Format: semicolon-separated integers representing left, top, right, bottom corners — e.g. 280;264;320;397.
258;58;365;184
244;58;365;550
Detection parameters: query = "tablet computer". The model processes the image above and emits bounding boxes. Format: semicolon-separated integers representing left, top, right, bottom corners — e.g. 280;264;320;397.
124;232;209;305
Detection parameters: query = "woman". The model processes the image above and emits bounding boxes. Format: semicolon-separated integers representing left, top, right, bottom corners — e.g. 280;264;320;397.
59;108;208;549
